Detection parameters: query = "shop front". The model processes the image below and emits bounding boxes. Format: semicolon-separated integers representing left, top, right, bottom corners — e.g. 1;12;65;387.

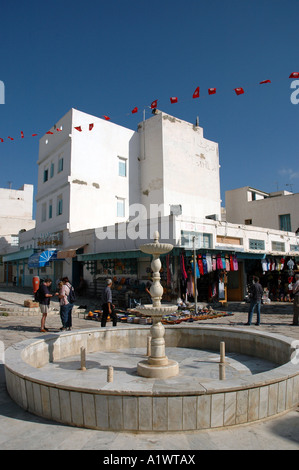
243;255;299;302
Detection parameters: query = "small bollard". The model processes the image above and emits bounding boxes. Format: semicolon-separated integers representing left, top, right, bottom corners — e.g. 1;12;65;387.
219;341;226;380
219;363;226;380
147;336;151;356
107;365;113;383
220;341;225;364
80;346;86;371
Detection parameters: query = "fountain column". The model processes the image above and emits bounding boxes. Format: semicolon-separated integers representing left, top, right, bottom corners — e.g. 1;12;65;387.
136;232;179;379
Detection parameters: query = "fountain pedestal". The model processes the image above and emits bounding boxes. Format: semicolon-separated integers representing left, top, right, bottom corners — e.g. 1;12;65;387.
136;232;179;379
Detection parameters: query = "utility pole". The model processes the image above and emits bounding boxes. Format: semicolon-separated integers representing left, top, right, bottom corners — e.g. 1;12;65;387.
192;236;197;314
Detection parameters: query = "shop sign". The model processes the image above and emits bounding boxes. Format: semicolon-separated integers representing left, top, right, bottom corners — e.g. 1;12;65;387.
36;232;63;248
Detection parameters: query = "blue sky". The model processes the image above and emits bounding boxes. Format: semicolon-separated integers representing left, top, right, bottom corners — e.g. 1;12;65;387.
0;0;298;212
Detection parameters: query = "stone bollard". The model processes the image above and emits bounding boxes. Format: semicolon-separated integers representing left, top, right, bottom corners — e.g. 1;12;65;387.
219;341;225;380
107;366;113;383
220;341;225;363
219;363;226;380
80;346;86;371
147;336;151;356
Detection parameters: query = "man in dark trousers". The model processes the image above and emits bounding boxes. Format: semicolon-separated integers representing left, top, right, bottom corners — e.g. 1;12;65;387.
101;279;117;327
246;276;264;326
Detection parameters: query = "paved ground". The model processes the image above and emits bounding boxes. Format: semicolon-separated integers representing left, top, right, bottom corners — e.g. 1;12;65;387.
0;285;299;451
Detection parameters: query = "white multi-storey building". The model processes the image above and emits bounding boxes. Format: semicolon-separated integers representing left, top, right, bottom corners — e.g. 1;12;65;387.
0;184;35;282
4;109;299;303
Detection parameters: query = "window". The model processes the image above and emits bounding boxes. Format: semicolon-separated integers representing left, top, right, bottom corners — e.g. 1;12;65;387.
118;157;127;177
249;239;265;250
290;244;299;252
272;241;285;252
58;157;63;173
279;214;291;232
41;203;47;222
57;195;63;216
49;200;53;219
245;219;252;225
50;163;54;178
11;235;19;246
181;231;212;249
43;168;48;182
117;198;125;217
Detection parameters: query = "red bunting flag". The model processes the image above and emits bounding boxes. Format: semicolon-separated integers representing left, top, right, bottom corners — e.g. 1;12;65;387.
234;87;244;95
208;88;216;95
131;107;138;114
8;136;14;140
193;87;200;98
32;134;38;137
170;97;178;104
103;116;110;121
56;128;62;132
260;79;271;84
74;126;82;132
21;131;24;138
151;100;158;109
289;72;299;78
89;123;94;131
0;138;3;142
46;131;53;135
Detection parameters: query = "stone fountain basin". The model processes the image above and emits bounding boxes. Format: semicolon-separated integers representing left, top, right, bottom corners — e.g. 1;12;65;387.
139;243;173;255
134;304;178;318
4;325;299;432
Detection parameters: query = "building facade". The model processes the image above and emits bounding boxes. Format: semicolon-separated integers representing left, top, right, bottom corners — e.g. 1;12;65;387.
0;184;35;282
3;110;299;304
225;186;299;233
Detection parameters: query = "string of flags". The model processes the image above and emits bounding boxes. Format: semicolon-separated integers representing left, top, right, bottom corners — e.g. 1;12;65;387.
1;72;298;143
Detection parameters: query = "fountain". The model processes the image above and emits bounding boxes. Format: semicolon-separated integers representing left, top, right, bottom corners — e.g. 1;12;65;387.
136;231;179;378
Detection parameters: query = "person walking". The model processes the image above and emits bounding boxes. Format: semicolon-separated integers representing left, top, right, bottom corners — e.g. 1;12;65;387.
246;276;264;326
59;277;74;331
101;279;117;327
39;279;55;332
292;274;299;325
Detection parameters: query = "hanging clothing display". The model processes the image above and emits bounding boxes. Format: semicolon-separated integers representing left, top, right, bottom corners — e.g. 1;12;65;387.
180;254;187;280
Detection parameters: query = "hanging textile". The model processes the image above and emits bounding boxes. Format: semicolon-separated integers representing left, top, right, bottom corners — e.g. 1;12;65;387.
221;255;226;269
225;255;230;272
206;253;212;273
212;255;217;271
191;259;200;278
180;254;187;280
197;255;204;275
216;254;223;270
233;255;238;271
202;254;208;274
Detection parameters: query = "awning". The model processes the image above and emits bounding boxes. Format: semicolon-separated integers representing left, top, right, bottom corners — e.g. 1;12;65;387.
77;250;150;262
3;248;35;263
28;249;57;268
57;245;87;259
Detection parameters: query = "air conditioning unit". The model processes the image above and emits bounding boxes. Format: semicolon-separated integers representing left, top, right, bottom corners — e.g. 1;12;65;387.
170;205;182;215
205;214;219;221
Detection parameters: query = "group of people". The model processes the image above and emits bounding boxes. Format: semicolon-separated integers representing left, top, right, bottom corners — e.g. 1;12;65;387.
38;277;118;332
38;277;74;332
246;274;299;326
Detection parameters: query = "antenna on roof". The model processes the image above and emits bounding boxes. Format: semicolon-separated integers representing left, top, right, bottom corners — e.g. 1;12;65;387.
195;116;199;127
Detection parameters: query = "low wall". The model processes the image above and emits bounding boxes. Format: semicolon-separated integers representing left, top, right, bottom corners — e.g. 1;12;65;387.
4;326;299;432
